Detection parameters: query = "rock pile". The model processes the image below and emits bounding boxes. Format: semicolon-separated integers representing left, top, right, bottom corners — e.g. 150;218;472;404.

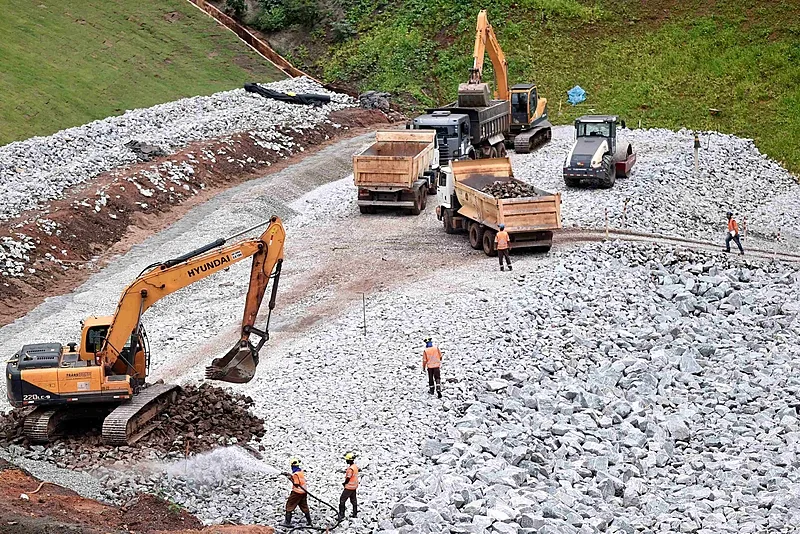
380;241;800;534
482;180;539;199
511;127;800;251
359;91;392;111
140;384;265;453
0;77;354;222
0;384;264;470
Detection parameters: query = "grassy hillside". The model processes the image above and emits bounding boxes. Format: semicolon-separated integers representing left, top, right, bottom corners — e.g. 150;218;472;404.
0;0;284;145
258;0;800;173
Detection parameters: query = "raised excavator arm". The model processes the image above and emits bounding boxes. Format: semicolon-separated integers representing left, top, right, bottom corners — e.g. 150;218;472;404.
100;216;286;384
465;9;510;101
458;9;553;154
6;216;285;444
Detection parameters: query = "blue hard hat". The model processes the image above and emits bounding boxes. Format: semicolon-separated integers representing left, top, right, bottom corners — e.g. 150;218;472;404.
499;223;505;230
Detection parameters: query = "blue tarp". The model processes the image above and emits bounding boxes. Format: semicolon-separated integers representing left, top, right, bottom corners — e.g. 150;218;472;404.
567;85;586;106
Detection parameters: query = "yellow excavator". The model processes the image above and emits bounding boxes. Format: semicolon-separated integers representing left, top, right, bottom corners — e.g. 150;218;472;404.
5;217;286;444
457;10;552;153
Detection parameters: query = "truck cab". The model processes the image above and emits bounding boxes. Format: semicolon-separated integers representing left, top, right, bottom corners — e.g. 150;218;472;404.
412;111;474;164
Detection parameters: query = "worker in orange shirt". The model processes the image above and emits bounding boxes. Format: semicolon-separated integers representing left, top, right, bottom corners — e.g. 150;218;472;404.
495;223;512;271
338;452;359;521
724;211;744;255
422;337;442;398
283;458;312;527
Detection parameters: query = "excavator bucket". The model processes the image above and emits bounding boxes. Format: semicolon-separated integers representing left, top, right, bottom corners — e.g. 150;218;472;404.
205;341;259;384
458;82;492;108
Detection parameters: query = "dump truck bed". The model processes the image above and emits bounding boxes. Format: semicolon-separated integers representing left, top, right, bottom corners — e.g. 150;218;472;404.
428;100;510;145
452;158;561;233
353;130;436;189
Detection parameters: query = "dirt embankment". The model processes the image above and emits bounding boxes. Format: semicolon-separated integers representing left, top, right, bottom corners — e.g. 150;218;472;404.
0;458;273;534
0;108;389;326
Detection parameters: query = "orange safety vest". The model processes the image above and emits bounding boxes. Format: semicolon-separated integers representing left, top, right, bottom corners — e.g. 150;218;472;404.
728;219;739;234
495;230;510;250
345;464;359;490
291;470;307;494
423;346;442;369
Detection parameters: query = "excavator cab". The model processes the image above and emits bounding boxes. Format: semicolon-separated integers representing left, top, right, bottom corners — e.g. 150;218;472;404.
510;84;543;126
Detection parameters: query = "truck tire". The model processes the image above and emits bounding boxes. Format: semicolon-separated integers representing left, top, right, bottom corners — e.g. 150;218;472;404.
482;230;497;257
599;154;616;189
443;210;455;234
564;175;581;187
468;223;485;250
410;191;422;215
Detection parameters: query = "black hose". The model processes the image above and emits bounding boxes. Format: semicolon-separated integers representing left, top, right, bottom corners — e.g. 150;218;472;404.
277;475;344;533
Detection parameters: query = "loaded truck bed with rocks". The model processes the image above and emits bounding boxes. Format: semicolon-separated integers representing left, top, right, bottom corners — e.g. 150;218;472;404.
353;130;439;215
437;157;561;254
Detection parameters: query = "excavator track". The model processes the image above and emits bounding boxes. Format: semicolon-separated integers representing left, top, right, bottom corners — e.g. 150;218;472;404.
23;404;113;443
513;123;553;154
23;407;69;443
102;383;180;445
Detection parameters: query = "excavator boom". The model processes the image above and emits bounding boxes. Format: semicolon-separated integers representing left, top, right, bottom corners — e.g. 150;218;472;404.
99;216;285;385
459;9;510;107
7;217;286;444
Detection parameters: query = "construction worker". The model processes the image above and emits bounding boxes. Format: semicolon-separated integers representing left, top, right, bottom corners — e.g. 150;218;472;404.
283;458;312;527
495;223;512;271
724;211;744;255
338;452;359;521
422;337;442;398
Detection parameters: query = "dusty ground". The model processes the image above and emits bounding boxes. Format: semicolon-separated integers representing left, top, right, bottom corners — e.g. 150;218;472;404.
0;108;389;326
0;458;274;533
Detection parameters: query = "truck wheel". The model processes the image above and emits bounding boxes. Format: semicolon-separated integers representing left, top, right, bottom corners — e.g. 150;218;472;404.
599;154;616;189
468;223;485;250
410;193;422;215
420;191;428;211
443;211;455;234
482;230;497;257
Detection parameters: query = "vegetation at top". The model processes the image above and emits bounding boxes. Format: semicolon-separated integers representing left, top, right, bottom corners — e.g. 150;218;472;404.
0;0;283;146
232;0;800;173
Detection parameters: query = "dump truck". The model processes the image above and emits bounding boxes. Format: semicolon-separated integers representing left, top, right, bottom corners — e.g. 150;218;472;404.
412;100;510;164
353;130;440;215
436;158;561;254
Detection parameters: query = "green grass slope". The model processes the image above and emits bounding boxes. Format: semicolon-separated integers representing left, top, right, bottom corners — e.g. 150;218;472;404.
270;0;800;173
0;0;284;145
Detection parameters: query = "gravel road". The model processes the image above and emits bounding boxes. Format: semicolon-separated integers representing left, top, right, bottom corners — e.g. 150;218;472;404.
2;124;799;533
